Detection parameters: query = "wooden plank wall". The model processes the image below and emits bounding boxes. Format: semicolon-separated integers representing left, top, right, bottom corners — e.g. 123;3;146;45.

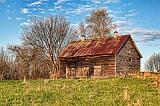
116;38;141;76
60;56;116;78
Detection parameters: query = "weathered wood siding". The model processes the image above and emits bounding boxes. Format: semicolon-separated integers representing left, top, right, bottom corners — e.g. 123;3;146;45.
59;36;141;78
59;55;116;78
116;38;141;76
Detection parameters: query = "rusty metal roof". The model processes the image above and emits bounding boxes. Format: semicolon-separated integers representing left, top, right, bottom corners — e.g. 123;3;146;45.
59;35;134;58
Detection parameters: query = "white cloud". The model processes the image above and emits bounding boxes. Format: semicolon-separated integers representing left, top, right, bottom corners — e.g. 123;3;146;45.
48;8;54;11
16;17;21;20
112;18;136;35
40;11;46;14
113;19;134;28
125;9;136;17
113;20;127;27
126;12;136;17
7;17;12;20
128;9;136;13
67;5;94;14
27;14;40;18
28;1;42;6
56;0;71;4
90;0;120;4
54;6;61;9
33;8;44;11
20;19;31;26
127;28;160;42
21;8;29;14
20;22;30;26
91;0;101;4
0;0;5;3
54;2;58;5
104;0;120;4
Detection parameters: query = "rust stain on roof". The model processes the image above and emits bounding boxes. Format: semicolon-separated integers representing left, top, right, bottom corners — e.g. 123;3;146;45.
59;35;130;58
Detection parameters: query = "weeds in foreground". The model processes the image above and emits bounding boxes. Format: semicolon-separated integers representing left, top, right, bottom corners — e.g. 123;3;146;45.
0;78;159;106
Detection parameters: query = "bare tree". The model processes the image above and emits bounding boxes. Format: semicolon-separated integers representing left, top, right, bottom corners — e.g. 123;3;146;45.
21;15;73;78
85;8;115;38
78;22;87;38
0;48;7;79
0;47;16;80
145;53;160;72
8;45;43;82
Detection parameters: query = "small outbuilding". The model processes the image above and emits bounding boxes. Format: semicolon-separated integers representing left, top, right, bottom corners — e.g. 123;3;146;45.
58;35;142;78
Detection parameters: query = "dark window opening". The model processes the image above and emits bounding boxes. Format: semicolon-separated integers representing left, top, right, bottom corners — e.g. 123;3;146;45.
129;58;133;62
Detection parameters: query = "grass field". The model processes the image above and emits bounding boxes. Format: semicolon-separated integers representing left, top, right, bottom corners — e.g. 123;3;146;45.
0;78;160;106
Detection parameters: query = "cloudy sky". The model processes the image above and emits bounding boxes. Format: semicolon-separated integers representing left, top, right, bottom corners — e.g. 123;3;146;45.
0;0;160;69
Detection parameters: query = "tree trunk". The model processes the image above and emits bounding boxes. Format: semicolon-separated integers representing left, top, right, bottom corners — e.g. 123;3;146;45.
23;75;26;83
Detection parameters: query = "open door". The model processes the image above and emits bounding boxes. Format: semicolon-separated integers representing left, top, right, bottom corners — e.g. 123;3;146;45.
94;66;102;76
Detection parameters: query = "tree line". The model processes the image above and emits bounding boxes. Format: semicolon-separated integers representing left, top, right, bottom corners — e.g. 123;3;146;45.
0;8;115;80
145;52;160;72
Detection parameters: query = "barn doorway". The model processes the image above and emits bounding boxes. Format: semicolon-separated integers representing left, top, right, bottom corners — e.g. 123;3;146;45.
94;66;102;76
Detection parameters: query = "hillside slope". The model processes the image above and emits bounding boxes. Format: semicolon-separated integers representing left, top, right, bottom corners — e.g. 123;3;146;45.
0;78;160;106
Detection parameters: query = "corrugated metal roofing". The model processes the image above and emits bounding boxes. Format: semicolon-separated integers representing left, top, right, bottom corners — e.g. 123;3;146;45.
59;35;130;58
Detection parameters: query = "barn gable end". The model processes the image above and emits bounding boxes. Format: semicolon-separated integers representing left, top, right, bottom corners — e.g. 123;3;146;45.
116;37;141;76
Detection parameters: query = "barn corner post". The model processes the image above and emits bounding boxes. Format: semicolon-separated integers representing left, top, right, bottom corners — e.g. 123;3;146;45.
57;59;61;79
65;65;68;79
115;54;117;77
58;57;69;79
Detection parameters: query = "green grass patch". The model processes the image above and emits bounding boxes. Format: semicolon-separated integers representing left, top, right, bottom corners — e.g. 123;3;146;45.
0;78;160;106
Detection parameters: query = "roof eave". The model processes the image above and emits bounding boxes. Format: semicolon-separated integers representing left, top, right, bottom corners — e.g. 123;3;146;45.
59;53;115;60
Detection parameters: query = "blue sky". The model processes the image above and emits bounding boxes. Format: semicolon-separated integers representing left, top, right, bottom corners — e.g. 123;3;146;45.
0;0;160;69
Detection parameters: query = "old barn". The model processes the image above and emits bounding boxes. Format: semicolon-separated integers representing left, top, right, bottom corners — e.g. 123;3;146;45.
59;35;142;78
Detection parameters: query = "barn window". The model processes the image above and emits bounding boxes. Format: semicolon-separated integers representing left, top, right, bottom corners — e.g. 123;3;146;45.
129;58;133;62
128;49;131;54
